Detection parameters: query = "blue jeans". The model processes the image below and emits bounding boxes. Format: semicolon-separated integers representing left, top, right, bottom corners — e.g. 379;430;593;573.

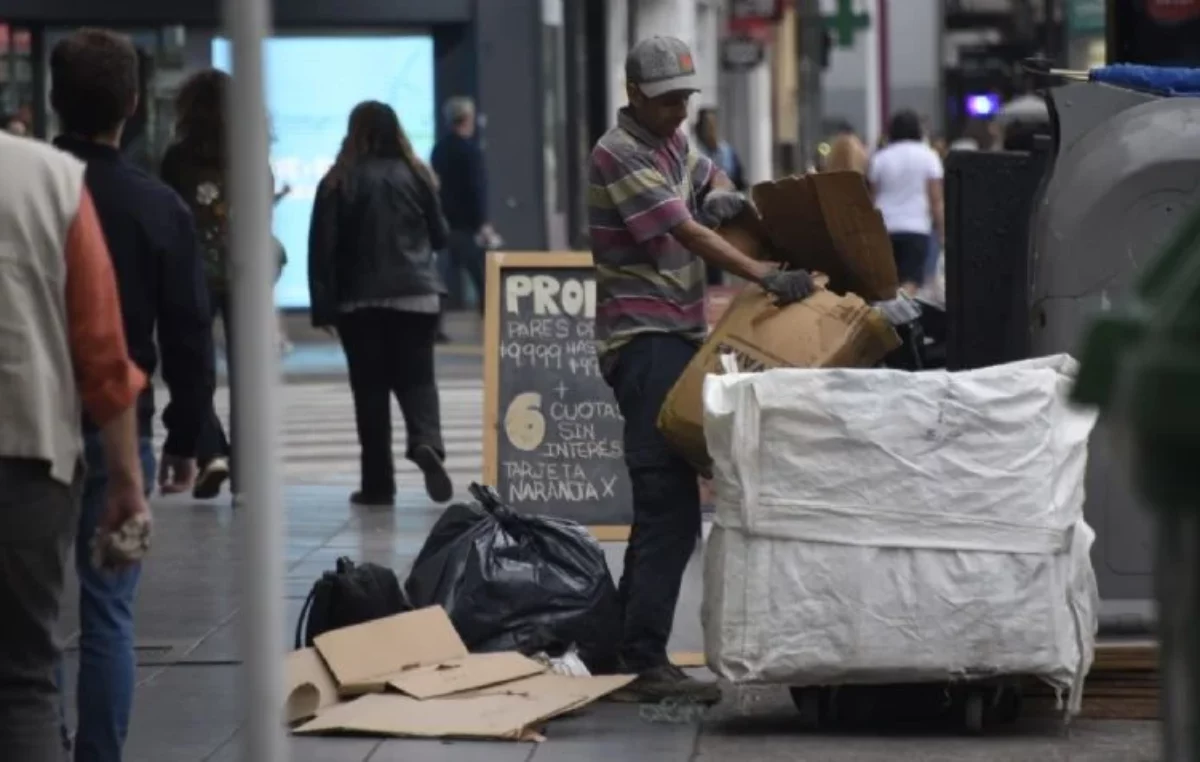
58;434;155;762
603;334;702;672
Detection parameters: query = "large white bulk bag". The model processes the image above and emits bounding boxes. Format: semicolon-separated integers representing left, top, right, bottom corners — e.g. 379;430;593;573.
701;355;1099;713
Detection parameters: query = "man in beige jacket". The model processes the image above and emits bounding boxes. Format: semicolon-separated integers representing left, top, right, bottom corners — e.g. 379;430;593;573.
0;130;149;761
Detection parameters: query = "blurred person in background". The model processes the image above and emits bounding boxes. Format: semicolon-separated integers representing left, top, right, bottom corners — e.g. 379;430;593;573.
693;107;745;286
823;131;869;174
308;101;453;508
867;110;944;295
0;128;148;762
5;113;28;136
49;29;215;761
431;96;493;340
161;69;285;504
693;108;745;190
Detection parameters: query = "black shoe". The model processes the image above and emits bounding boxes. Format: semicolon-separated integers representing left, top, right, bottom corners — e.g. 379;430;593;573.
350;490;395;507
411;444;453;503
607;664;722;705
435;331;453;345
193;457;230;500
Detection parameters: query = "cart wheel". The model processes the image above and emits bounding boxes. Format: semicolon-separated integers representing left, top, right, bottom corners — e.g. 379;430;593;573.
963;691;985;734
835;686;877;729
996;686;1023;724
788;687;823;729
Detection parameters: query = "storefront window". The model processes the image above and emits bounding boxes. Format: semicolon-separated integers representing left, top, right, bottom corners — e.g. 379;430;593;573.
0;23;33;135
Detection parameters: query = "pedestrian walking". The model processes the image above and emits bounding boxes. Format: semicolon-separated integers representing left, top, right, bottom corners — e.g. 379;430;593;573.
308;100;454;507
589;35;815;703
161;69;283;502
48;29;216;761
0;129;149;762
431;96;493;326
867;110;945;295
824;131;869;174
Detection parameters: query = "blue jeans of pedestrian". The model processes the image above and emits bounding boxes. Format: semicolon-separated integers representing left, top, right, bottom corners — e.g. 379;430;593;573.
603;334;702;673
57;434;155;762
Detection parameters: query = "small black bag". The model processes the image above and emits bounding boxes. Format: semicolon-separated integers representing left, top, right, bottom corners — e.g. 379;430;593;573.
294;557;411;648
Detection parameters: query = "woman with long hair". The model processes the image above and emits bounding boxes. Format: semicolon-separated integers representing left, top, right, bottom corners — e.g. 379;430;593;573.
866;110;945;295
160;69;238;501
161;68;285;502
308;100;453;507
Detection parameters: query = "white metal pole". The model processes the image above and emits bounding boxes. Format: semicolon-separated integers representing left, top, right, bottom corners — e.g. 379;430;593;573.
222;0;286;759
862;0;881;148
746;61;774;184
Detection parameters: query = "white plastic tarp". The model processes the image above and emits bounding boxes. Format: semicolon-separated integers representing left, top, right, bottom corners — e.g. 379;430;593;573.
701;355;1100;712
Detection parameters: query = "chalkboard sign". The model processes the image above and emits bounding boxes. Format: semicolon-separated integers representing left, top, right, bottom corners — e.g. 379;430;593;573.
483;252;633;535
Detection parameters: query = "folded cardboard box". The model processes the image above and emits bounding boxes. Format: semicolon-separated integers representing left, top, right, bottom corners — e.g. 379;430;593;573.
657;286;900;474
284;606;633;742
718;171;899;302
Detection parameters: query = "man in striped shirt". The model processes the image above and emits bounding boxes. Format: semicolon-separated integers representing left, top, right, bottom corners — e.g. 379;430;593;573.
589;36;816;704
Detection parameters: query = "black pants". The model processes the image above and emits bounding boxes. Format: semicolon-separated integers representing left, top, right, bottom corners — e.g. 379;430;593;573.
197;289;234;480
338;309;445;497
604;334;702;673
446;230;486;316
889;232;932;288
0;458;82;761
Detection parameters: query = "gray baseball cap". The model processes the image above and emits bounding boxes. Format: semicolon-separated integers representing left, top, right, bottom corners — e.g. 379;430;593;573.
626;36;701;99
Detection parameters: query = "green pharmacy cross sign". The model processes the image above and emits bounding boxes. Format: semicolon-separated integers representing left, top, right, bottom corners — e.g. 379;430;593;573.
824;0;871;48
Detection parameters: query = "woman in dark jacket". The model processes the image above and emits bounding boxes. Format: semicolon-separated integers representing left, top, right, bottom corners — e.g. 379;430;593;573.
160;69;240;502
308;100;453;507
161;69;286;504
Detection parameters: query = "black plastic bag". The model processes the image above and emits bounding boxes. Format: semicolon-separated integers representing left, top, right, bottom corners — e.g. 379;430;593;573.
404;484;621;674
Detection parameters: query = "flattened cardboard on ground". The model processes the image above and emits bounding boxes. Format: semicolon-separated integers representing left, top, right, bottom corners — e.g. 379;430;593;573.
750;172;899;301
293;674;635;742
387;652;546;699
284;648;340;724
309;607;551;700
312;606;468;694
657;285;901;473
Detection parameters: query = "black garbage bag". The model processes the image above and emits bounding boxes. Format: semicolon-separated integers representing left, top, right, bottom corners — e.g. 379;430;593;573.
404;483;621;674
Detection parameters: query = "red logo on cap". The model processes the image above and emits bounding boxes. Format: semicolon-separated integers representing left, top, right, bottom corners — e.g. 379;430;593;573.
678;53;694;71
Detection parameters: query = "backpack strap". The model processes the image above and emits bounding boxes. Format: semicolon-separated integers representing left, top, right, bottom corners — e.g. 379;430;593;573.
294;584;318;650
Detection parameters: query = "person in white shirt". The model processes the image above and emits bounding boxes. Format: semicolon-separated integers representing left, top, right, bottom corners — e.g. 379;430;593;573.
867;110;945;295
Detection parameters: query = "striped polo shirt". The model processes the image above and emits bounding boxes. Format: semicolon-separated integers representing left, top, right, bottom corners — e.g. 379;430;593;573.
588;108;717;359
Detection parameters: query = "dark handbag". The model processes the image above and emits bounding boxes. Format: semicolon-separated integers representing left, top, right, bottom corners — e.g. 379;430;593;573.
294;557;411;648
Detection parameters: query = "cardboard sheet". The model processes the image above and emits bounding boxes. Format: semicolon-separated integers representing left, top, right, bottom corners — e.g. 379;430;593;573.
284;648;340;724
658;286;900;473
387;652;547;699
751;172;898;301
313;606;468;693
294;674;635;742
716;172;899;301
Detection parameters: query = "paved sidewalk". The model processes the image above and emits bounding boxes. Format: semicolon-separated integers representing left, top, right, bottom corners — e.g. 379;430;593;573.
54;485;1159;762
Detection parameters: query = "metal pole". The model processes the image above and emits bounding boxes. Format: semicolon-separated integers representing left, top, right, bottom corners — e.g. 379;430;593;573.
796;0;823;171
222;0;286;759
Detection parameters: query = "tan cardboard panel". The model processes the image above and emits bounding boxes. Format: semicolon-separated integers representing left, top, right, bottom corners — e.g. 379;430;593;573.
313;606;468;689
284;648;340;724
387;652;546;699
658;286;900;472
751;172;898;301
295;674;634;742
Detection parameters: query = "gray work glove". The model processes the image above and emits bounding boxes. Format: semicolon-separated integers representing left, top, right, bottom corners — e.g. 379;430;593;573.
698;190;756;229
761;268;816;306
